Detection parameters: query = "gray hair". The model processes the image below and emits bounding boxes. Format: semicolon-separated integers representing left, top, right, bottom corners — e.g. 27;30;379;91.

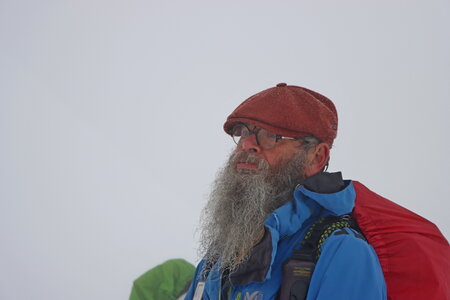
299;136;321;150
297;135;330;171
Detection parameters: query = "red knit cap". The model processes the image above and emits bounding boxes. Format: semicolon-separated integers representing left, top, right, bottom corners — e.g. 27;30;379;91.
224;83;338;146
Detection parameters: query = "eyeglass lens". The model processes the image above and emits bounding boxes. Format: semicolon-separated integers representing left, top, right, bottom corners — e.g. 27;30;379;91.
231;124;278;149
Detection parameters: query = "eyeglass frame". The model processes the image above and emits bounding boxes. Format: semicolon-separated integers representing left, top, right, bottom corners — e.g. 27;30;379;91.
230;122;319;150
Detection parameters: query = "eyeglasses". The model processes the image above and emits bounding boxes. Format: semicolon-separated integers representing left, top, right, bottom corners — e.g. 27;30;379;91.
231;123;314;150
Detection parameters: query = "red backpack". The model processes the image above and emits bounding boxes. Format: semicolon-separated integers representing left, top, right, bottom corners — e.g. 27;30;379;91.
352;181;450;300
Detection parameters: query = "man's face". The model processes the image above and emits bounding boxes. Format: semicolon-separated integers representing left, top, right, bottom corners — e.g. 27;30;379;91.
199;127;312;272
234;123;305;172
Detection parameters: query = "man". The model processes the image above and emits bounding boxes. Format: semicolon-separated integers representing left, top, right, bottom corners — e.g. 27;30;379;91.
184;83;386;299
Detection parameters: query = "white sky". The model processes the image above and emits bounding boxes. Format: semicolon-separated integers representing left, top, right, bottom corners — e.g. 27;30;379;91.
1;1;449;299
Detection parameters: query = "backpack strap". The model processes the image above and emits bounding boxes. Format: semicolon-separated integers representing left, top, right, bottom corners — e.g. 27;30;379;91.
278;215;364;300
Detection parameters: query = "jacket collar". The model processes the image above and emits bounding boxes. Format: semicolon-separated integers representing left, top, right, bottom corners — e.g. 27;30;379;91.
261;172;356;281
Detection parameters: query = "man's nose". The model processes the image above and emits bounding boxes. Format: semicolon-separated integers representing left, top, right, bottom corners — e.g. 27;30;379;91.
239;133;261;153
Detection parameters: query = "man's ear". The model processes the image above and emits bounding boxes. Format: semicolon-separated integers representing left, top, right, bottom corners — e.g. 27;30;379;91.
304;143;330;177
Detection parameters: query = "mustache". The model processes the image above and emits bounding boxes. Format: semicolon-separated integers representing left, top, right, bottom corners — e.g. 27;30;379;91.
229;151;268;169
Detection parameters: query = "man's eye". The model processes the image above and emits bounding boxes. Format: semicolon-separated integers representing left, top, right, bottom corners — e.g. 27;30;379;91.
233;126;248;137
240;128;250;137
260;130;277;139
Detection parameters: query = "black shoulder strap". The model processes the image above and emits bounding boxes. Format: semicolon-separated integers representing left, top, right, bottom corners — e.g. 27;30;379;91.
278;215;364;300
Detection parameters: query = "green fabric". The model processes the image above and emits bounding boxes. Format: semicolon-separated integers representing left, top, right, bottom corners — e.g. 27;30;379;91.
130;259;195;300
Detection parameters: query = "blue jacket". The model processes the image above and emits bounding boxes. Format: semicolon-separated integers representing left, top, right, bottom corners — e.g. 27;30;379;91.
185;174;386;300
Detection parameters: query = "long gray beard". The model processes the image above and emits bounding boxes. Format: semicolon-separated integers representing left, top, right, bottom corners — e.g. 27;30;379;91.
199;150;308;272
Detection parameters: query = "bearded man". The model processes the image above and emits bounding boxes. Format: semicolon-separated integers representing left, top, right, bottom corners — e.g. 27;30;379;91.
184;83;387;300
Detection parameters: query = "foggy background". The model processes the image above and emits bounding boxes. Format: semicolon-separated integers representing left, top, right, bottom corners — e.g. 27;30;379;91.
1;0;449;299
